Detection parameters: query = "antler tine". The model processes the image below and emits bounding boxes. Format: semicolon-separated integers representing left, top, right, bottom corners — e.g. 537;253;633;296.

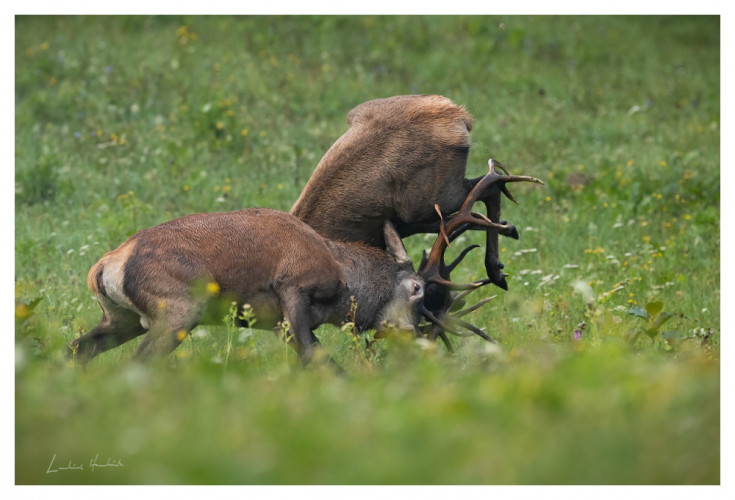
446;244;481;273
449;287;480;310
451;295;497;318
501;185;520;205
448;317;497;343
421;306;497;344
421;305;454;333
466;159;544;211
421;306;470;337
436;329;453;351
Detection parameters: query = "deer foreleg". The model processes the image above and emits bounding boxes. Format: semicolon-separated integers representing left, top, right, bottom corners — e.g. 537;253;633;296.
482;186;509;291
455;178;510;290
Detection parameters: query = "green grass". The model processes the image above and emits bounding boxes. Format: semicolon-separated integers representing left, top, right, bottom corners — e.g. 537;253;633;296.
15;15;720;484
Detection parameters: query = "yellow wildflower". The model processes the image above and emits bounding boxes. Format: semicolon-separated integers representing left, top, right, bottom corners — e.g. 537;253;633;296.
15;303;32;319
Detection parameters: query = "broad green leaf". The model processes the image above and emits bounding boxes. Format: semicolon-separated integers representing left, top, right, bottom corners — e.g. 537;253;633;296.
653;312;674;330
662;330;683;347
627;306;649;320
646;301;664;319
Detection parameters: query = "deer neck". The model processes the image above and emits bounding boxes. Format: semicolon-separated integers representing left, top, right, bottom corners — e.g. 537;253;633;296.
324;240;401;330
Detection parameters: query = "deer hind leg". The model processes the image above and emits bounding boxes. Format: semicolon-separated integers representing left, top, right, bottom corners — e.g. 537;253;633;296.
133;331;182;361
70;302;147;363
133;321;193;361
132;299;202;361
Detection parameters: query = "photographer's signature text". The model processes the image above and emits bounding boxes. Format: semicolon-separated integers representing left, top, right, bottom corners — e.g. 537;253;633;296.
47;454;125;473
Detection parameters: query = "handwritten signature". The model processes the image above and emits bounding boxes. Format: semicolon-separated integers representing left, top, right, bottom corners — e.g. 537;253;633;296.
47;454;125;473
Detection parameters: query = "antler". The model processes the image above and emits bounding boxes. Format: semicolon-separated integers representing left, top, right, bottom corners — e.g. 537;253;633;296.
418;159;543;344
420;159;542;291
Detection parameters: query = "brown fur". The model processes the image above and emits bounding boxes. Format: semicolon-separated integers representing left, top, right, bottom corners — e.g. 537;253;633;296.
291;95;474;247
290;94;516;291
71;209;423;365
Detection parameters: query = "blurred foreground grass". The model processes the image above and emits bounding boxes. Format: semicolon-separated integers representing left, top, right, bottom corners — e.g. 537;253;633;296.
16;337;718;484
15;15;719;484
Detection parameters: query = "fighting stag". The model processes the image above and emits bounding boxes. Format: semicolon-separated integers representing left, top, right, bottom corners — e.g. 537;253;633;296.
70;209;424;365
69;204;490;366
291;95;543;346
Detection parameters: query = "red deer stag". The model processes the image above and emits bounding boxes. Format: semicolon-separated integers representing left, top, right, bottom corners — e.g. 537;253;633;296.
70;209;434;365
291;95;543;344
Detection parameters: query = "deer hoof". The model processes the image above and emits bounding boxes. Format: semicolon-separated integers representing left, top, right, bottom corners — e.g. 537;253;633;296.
499;222;520;240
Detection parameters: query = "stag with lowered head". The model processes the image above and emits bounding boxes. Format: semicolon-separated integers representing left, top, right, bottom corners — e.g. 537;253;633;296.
70;209;425;365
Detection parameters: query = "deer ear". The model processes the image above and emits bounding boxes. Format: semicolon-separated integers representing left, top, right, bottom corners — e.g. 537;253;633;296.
383;220;411;265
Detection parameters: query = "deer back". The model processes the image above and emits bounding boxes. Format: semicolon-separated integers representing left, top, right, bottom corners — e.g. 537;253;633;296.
290;95;474;246
89;209;348;325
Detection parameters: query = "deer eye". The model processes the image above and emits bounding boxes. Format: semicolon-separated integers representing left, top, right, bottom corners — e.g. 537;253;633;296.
412;281;423;295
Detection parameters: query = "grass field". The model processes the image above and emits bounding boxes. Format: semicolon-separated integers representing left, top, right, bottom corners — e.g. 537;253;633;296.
14;15;720;484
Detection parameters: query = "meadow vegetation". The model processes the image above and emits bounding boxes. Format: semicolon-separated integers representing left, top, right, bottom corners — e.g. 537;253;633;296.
15;15;719;484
